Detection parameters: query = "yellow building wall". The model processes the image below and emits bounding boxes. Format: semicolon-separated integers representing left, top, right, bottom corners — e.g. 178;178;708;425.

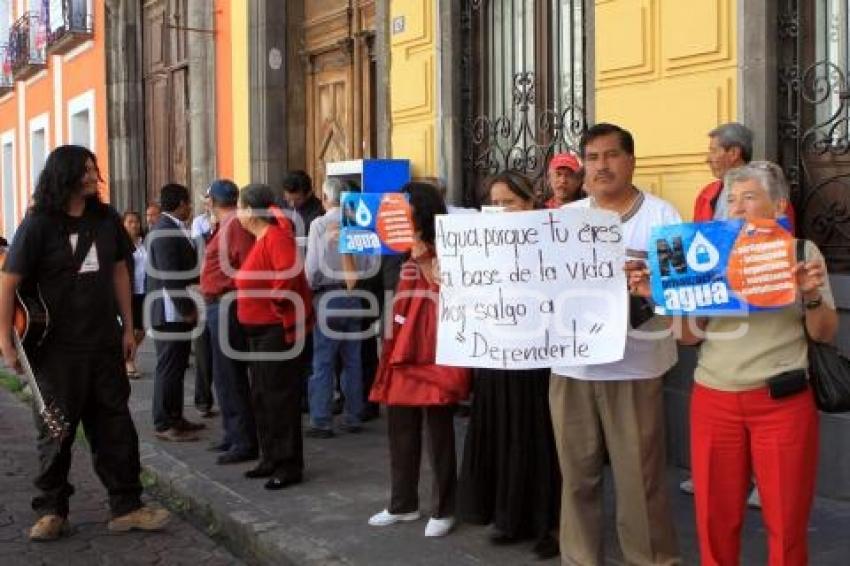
389;0;437;178
595;0;737;219
230;0;251;186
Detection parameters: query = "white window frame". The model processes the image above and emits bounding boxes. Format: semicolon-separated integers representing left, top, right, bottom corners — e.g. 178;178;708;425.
1;129;17;240
67;89;94;151
0;0;11;42
28;112;49;193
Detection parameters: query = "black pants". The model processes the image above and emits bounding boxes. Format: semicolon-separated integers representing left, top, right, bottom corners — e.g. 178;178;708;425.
32;344;143;518
193;323;214;412
245;324;305;479
360;324;379;416
387;405;457;518
206;301;257;454
152;323;192;431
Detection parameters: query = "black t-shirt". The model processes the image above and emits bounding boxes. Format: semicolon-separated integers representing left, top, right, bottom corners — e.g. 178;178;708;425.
3;201;133;351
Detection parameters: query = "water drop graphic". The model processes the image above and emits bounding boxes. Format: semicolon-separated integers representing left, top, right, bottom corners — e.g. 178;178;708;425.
355;199;373;227
686;231;720;272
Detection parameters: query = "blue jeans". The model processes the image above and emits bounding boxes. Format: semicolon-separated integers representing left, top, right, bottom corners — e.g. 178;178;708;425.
207;301;258;454
309;294;364;429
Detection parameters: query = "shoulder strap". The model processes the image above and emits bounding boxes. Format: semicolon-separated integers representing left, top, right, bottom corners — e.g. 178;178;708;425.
796;238;806;264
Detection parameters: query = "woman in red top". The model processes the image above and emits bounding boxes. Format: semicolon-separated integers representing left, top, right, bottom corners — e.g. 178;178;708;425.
235;184;314;490
367;182;471;538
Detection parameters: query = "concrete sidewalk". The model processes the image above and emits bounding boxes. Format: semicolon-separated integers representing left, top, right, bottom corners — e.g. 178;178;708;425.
99;342;850;564
0;386;244;566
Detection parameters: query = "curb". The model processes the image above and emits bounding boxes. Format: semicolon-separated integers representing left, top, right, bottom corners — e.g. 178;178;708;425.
139;441;352;566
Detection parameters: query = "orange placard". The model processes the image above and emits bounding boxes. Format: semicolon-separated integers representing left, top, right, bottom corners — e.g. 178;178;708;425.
726;219;796;308
375;193;414;253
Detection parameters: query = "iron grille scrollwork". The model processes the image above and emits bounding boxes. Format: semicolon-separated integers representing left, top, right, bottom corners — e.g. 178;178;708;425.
461;0;586;206
778;0;850;272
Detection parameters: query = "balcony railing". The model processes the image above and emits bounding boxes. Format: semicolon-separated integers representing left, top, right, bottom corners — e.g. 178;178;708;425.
47;0;93;55
0;45;14;95
9;12;47;81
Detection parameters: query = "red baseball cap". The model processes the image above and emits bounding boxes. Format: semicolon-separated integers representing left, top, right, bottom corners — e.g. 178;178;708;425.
548;152;582;173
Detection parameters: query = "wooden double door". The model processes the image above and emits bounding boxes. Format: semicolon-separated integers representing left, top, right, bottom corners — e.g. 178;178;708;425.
142;0;190;204
303;0;377;189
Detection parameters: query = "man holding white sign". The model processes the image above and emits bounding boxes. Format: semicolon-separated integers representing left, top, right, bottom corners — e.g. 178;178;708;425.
549;124;681;565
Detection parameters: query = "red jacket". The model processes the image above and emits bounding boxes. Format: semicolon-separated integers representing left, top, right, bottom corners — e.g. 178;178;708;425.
693;179;797;233
235;210;314;343
200;212;255;302
370;258;470;406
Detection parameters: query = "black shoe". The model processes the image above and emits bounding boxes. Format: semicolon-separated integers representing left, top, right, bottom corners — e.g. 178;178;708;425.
244;464;276;479
264;474;302;490
532;535;559;559
339;423;362;434
207;441;231;453
304;427;334;439
216;451;258;465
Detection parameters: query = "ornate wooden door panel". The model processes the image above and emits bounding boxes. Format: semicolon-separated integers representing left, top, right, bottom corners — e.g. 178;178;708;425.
308;61;352;188
142;0;190;203
303;0;375;189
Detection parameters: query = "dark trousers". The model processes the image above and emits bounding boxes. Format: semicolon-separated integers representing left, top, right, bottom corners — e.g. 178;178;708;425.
360;323;379;417
152;324;192;431
32;344;143;518
193;323;214;411
387;405;457;518
206;302;257;454
245;324;306;478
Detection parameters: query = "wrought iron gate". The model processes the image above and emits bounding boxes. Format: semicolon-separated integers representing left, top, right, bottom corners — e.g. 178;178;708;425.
778;0;850;273
461;0;586;206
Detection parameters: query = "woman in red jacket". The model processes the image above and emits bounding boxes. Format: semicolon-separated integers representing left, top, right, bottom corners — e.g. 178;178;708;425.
367;182;470;538
235;184;314;490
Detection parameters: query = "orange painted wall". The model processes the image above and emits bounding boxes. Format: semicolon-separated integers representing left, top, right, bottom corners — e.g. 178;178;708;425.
0;0;108;235
61;2;108;197
215;0;233;180
0;88;16;235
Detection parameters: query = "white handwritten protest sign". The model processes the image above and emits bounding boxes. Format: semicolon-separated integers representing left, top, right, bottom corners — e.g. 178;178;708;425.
435;208;627;369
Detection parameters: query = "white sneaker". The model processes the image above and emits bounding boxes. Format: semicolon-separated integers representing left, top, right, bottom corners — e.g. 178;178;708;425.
368;509;421;526
679;478;694;495
424;516;455;537
747;486;761;509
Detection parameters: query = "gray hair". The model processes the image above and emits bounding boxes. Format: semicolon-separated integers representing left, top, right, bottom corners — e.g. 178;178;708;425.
709;122;754;162
723;161;790;203
322;177;346;205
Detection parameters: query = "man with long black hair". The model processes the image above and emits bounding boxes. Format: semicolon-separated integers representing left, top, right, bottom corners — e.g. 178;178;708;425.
0;145;170;541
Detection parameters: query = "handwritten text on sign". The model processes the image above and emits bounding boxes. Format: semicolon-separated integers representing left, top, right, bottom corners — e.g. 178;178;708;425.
435;209;627;369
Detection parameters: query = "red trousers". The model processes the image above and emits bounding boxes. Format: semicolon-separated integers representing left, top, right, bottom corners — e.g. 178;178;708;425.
690;383;819;566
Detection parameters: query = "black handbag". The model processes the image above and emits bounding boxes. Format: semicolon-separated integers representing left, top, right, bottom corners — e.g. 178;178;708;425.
797;239;850;412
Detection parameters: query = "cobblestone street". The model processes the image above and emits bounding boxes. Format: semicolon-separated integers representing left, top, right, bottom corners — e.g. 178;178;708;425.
0;386;244;566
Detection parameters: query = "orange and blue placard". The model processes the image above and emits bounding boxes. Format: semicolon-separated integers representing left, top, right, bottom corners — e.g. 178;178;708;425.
648;218;796;316
339;192;415;255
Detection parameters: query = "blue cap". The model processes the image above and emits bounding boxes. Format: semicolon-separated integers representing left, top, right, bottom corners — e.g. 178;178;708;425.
205;179;239;205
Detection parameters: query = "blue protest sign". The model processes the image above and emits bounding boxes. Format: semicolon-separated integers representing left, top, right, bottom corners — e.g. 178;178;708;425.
339;192;414;255
648;218;796;316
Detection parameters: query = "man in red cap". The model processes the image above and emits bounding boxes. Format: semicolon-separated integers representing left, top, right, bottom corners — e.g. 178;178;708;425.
545;152;585;208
